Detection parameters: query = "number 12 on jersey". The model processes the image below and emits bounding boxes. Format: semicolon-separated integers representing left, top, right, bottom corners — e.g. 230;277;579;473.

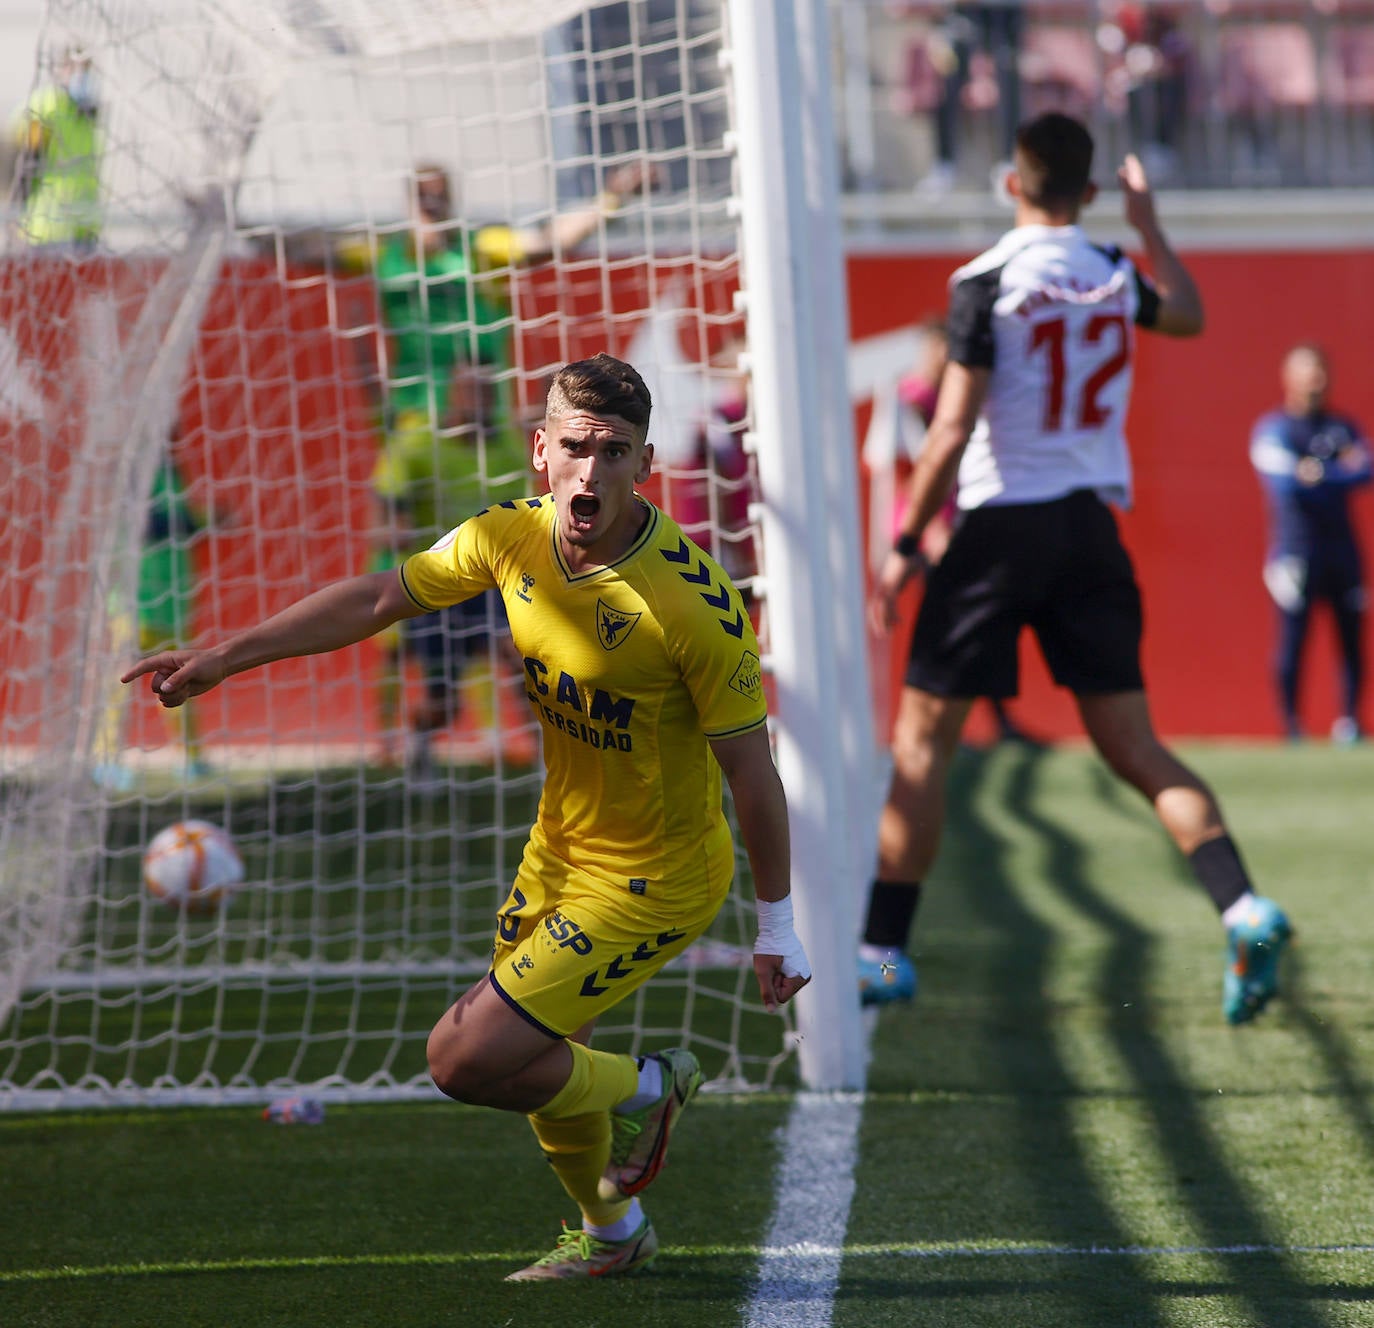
1029;312;1130;432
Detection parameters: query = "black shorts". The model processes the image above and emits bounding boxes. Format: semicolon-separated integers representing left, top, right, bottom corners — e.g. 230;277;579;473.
404;592;508;699
907;489;1144;698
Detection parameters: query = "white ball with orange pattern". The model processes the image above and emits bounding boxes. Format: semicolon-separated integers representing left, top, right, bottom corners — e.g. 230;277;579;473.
142;819;244;913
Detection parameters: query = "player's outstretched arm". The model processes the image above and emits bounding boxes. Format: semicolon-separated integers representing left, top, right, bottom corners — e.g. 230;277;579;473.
121;569;423;709
710;726;811;1013
1118;152;1203;337
521;161;659;263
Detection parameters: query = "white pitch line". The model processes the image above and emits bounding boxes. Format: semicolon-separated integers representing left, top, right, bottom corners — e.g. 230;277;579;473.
740;1079;1373;1328
744;1092;863;1328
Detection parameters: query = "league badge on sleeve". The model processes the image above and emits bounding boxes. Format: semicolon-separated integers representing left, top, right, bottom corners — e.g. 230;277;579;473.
728;650;762;699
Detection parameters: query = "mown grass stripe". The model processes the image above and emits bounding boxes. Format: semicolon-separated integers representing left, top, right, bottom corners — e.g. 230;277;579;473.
891;1242;1374;1259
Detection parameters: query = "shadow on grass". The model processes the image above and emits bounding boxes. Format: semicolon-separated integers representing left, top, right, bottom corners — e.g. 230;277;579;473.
1004;744;1329;1328
1285;944;1374;1163
875;741;1330;1326
862;742;1169;1326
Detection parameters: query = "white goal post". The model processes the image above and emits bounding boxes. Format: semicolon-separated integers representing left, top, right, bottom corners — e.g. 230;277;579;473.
0;0;870;1108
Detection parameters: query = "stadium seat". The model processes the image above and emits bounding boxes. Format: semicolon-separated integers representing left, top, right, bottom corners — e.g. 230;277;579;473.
897;23;1103;122
1322;25;1374;107
1213;24;1318;113
894;35;1000;118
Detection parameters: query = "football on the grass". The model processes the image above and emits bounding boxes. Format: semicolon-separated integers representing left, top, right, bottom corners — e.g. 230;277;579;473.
142;820;244;912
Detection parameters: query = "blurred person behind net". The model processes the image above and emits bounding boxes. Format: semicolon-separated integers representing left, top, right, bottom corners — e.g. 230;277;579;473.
9;43;101;248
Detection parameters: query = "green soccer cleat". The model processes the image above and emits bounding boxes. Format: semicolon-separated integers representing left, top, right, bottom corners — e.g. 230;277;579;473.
505;1218;658;1282
597;1048;703;1202
1223;896;1292;1025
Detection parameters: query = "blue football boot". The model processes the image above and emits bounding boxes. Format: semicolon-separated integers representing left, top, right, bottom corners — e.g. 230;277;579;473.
858;952;917;1006
1223;897;1292;1025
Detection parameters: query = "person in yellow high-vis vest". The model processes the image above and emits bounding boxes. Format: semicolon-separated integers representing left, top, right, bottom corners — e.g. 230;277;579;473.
11;46;101;248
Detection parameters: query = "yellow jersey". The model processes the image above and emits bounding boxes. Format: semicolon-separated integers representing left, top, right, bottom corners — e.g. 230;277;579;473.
400;495;766;910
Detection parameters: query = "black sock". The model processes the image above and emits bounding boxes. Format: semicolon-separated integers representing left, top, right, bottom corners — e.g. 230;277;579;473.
862;879;923;949
1188;836;1252;915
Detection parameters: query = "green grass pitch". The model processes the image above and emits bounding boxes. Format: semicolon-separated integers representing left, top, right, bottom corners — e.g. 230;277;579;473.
2;741;1372;1327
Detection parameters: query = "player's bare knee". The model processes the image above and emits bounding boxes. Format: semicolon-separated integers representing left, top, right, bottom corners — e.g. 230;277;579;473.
426;1027;488;1103
889;730;936;785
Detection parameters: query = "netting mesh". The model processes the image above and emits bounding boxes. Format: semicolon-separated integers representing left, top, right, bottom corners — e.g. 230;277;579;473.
0;0;798;1108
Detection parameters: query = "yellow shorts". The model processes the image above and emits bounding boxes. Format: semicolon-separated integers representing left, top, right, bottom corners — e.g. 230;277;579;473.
489;848;723;1038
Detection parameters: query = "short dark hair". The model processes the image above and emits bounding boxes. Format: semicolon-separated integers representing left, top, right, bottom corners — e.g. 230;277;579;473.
1014;113;1095;209
546;353;653;438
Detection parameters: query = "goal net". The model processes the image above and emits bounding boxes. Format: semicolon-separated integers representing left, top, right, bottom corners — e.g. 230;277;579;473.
0;0;857;1109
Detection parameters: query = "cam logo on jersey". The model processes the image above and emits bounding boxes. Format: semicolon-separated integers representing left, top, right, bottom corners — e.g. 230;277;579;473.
596;599;642;651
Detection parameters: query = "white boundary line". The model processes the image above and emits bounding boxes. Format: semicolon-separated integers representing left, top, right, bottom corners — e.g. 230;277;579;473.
745;1092;863;1327
743;1077;1374;1325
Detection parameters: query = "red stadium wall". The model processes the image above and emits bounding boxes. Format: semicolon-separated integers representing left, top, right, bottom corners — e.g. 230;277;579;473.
3;249;1371;752
850;248;1374;744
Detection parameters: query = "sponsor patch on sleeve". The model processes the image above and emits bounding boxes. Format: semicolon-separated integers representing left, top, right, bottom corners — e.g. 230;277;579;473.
728;650;763;700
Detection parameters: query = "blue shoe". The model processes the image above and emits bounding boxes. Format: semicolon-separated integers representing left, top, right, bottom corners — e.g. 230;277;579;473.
858;953;917;1006
1223;897;1292;1025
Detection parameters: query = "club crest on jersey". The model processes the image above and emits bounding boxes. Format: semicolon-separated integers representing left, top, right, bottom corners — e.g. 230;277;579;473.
596;599;641;651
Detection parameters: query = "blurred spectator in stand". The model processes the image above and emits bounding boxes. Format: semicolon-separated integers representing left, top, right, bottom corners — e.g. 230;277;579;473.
342;160;653;777
8;44;101;248
1102;3;1191;184
1250;343;1371;743
1211;8;1319;183
673;338;756;598
911;2;1026;195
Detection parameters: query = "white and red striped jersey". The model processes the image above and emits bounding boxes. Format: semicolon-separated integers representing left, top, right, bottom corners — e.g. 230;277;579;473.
945;223;1161;510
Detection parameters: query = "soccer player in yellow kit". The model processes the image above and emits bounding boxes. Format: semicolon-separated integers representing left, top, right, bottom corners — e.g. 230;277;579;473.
123;353;811;1280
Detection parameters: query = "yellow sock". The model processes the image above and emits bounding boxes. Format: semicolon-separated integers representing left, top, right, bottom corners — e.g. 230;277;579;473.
538;1041;638;1119
528;1111;631;1228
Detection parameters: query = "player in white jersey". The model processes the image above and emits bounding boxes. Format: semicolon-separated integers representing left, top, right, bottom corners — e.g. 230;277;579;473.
123;353;811;1280
858;112;1291;1026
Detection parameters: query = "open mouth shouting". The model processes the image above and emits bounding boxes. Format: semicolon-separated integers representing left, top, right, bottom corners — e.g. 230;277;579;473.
568;491;601;535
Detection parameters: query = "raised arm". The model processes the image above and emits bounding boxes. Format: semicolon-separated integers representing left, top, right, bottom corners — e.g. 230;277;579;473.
1119;152;1203;338
709;724;811;1013
121;569;425;708
518;162;657;263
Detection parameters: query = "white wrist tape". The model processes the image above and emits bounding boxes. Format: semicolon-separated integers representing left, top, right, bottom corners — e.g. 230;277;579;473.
753;895;812;980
